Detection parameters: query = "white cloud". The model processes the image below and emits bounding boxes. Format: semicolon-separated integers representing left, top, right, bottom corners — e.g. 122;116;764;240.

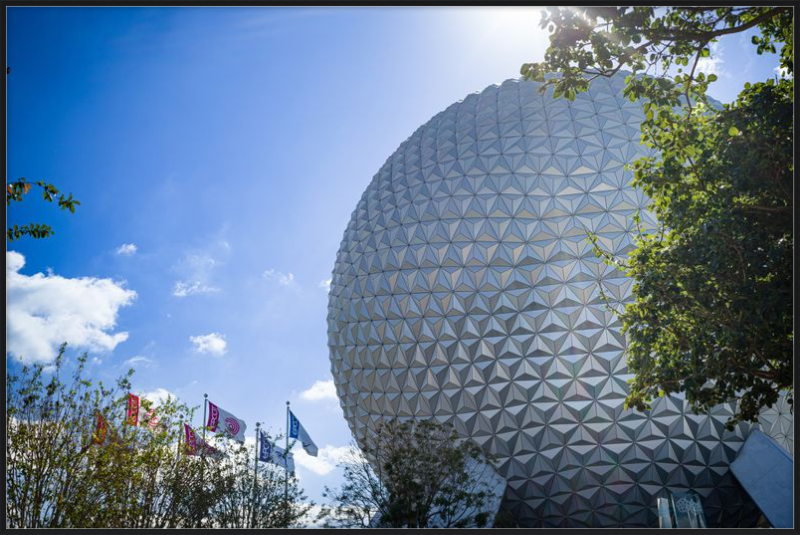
6;251;137;364
187;253;217;269
172;280;220;297
300;380;338;402
172;245;227;298
696;42;725;77
140;388;175;405
123;355;154;368
295;444;351;476
190;332;227;356
318;278;332;292
263;269;296;286
775;64;789;78
115;243;137;256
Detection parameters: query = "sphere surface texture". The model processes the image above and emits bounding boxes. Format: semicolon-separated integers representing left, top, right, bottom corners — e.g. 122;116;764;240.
327;75;759;527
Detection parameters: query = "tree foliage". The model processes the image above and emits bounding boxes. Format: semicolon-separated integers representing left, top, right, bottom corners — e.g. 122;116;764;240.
322;419;497;528
6;177;80;241
521;7;793;426
6;345;311;528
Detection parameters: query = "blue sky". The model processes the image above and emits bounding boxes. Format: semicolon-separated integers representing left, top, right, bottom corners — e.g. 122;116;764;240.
6;6;784;509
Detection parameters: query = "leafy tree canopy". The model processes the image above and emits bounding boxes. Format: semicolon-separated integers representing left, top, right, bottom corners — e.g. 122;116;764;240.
521;6;793;426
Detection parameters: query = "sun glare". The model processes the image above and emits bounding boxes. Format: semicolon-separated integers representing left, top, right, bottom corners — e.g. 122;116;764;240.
451;6;552;70
474;7;550;48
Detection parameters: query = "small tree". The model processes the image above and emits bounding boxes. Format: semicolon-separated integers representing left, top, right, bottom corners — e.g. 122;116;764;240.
323;419;497;528
320;446;388;528
5;345;201;528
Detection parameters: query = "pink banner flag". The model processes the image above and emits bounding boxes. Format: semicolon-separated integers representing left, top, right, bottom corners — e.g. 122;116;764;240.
206;400;247;443
184;423;198;455
183;423;224;459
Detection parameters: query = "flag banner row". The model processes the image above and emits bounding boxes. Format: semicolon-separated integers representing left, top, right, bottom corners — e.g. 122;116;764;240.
89;393;319;467
258;430;295;473
206;400;247;443
289;410;318;456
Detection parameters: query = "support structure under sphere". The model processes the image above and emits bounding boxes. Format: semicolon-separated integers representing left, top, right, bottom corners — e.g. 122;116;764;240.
326;75;760;527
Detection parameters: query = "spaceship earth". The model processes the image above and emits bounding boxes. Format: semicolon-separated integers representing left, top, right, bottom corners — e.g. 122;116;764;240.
326;74;765;527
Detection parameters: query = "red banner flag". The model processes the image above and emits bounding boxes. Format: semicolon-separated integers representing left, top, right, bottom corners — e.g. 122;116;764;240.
126;393;140;426
93;411;108;445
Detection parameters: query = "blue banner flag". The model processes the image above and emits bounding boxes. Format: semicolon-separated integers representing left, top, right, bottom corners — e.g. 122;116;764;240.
259;430;295;472
258;430;272;462
288;410;318;456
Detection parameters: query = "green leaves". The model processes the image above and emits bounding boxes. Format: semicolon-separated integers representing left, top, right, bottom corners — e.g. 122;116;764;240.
7;178;80;241
7;223;55;241
521;7;791;113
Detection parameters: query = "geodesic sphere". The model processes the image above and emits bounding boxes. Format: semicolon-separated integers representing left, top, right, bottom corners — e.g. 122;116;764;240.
326;75;759;527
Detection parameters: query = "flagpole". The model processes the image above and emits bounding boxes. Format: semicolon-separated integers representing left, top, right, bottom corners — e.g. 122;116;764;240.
285;400;290;527
252;422;261;528
200;393;207;529
202;393;208;449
